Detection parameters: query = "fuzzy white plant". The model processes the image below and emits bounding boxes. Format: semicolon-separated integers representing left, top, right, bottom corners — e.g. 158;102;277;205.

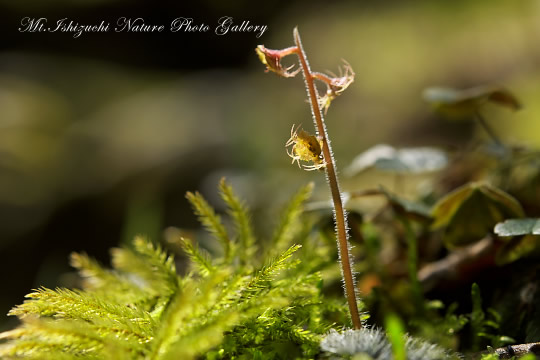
321;328;461;360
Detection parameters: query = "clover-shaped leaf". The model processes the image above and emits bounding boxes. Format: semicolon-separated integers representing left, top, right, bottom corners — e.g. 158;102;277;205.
494;218;540;237
345;144;447;176
431;182;524;247
493;219;540;265
379;187;432;223
423;86;521;115
495;235;540;265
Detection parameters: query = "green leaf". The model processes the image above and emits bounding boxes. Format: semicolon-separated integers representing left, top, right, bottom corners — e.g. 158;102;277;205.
376;148;448;173
379;186;432;222
495;235;540;265
494;218;540;236
495;336;515;346
345;144;448;175
517;354;537;360
431;182;524;247
423;86;521;116
385;314;406;360
479;353;499;360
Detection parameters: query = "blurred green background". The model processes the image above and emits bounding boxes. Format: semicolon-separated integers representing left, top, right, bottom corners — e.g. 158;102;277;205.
0;0;539;329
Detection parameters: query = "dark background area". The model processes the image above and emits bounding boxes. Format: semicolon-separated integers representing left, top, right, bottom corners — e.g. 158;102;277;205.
0;1;285;69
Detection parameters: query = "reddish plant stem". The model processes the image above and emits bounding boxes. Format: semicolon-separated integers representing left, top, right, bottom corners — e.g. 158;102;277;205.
311;72;334;83
293;28;362;329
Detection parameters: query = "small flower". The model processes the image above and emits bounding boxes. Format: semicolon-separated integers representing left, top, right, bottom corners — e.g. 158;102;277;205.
315;61;355;114
255;45;300;78
285;124;326;171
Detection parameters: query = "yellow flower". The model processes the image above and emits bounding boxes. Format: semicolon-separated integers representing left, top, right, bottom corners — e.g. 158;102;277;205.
285;125;325;171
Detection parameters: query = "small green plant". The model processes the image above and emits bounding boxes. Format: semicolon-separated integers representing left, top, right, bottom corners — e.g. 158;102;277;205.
470;283;515;351
385;314;407;360
0;180;350;359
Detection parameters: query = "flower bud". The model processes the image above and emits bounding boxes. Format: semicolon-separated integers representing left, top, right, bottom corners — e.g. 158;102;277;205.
255;45;300;78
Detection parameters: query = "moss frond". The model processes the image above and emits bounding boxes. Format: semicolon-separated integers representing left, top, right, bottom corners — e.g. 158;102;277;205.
0;317;136;359
9;288;155;341
70;252;119;290
178;237;215;277
111;236;178;296
270;182;314;256
150;272;239;360
240;244;301;300
70;253;149;304
186;191;231;261
132;237;178;289
272;271;321;299
218;178;256;264
1;181;348;359
160;310;239;360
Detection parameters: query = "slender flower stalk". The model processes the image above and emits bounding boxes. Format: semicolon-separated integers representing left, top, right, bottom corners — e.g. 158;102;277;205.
292;28;361;329
256;28;362;329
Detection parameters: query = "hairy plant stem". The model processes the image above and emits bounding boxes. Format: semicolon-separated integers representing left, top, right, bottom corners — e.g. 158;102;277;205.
293;28;362;329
